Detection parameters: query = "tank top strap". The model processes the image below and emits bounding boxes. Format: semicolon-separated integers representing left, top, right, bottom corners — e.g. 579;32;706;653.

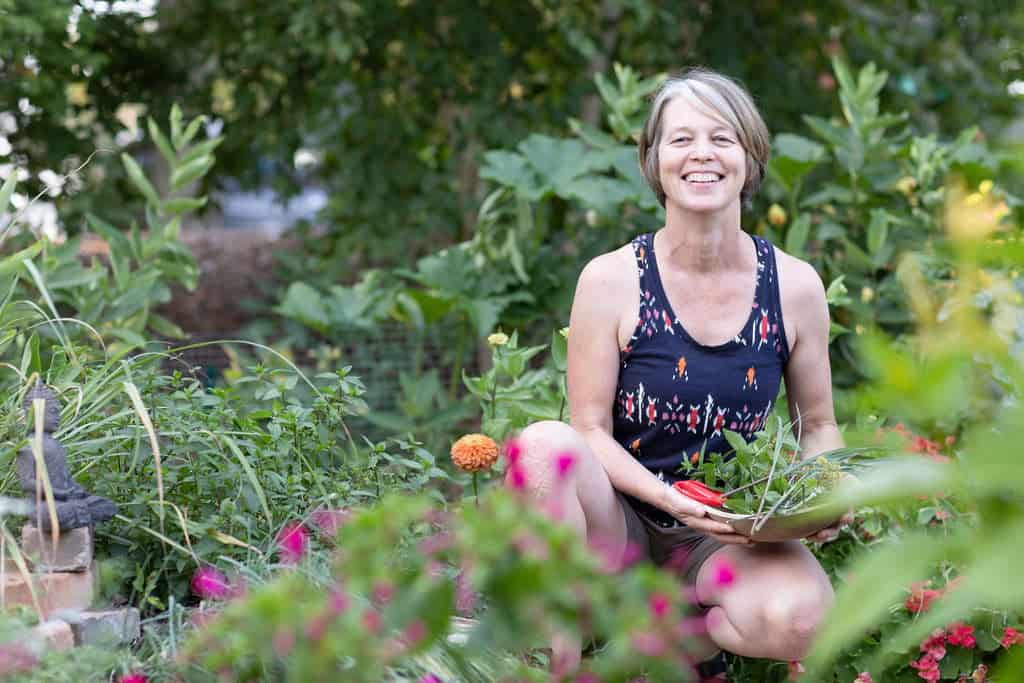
752;235;791;363
630;232;654;284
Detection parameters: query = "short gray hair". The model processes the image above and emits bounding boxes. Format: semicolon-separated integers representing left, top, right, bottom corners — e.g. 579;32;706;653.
638;67;770;208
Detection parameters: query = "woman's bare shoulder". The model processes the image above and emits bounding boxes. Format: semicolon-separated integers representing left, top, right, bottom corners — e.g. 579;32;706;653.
576;242;637;296
772;245;826;303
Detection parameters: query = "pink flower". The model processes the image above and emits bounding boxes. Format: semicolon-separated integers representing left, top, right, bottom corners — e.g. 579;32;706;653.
118;675;148;683
372;580;395;606
648;592;671;619
419;676;443;683
946;622;976;648
506;464;527;491
919;628;946;660
1000;627;1024;648
630;631;666;657
555;450;577;480
362;608;382;633
327;586;349;616
310;507;350;537
272;628;295;657
909;653;941;682
190;566;231;600
277;521;309;564
503;439;522;465
418;532;453;556
788;661;805;680
402;620;427;647
854;673;873;683
711;556;736;588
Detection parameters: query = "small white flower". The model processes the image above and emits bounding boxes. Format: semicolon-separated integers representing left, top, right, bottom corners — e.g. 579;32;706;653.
0;136;10;157
0;112;16;135
38;169;64;197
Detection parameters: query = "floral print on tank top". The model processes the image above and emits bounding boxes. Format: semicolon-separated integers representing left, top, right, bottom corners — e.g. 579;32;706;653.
612;232;791;525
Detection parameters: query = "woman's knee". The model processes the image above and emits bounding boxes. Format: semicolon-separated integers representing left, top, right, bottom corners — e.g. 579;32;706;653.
758;584;833;660
512;421;597;493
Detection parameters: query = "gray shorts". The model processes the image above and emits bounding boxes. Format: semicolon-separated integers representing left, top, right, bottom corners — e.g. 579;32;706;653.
618;492;725;586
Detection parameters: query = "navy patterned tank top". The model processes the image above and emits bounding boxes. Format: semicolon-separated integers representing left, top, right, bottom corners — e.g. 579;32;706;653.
613;231;791;525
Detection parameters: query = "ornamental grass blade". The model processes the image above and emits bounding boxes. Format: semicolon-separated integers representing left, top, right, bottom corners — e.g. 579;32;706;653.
804;530;948;677
220;434;273;530
124;381;165;538
31;398;59;554
0;523;43;621
812;457;955;518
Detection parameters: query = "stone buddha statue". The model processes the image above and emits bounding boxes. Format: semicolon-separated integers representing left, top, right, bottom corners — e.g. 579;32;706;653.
16;381;117;532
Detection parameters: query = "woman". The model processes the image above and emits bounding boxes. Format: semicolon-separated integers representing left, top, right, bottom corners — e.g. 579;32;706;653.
513;68;848;678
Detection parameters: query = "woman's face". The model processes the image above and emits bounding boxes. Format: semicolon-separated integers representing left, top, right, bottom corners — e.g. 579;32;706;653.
657;96;747;215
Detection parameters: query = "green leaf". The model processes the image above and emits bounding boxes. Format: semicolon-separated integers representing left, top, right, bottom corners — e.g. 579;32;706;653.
550;328;567;373
169;103;184;149
170;155;214;191
0;172;16;213
160;196;208;216
121;154;161;206
784;215;811;257
276;282;330;333
867;209;890;257
147;118;176;166
0;241;42;279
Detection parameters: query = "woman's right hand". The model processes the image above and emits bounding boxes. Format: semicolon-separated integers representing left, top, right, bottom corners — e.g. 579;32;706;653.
661;487;752;545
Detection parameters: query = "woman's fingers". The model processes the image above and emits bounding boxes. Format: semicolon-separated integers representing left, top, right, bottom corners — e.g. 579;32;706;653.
677;515;738;537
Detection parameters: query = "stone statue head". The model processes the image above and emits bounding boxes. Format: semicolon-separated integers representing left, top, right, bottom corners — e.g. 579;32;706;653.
22;381;60;433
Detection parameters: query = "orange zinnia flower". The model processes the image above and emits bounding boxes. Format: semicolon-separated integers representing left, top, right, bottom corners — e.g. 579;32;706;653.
450;434;499;472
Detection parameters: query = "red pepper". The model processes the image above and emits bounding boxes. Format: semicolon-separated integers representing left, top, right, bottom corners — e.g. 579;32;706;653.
673;480;727;508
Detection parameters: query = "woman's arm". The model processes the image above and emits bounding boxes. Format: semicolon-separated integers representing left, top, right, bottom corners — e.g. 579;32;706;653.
567;249;743;541
778;253;851;541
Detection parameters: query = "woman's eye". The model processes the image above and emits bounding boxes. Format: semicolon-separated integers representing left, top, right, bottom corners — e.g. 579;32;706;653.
714;136;733;143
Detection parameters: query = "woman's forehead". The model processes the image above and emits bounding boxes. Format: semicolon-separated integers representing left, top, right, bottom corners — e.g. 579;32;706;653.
661;95;734;132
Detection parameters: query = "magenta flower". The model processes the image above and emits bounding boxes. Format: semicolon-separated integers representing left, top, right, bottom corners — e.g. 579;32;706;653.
503;439;522;465
506;463;527;491
402;619;427;647
648;592;671;619
118;675;148;683
946;622;976;648
711;556;736;587
419;676;443;683
371;580;395;606
310;507;350;537
190;566;231;600
555;450;577;480
277;521;309;563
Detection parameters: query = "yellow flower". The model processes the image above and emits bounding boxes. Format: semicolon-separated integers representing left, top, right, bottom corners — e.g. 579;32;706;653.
979;180;993;195
860;286;875;303
855;324;865;335
767;204;787;226
896;176;918;197
508;82;525;100
65;82;89;107
945;182;1010;242
487;332;509;347
450;434;499;473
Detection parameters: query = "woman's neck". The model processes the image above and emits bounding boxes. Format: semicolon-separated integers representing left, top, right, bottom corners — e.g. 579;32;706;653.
656;202;748;275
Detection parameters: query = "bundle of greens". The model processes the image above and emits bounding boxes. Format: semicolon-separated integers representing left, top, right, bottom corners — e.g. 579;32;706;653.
678;417;880;520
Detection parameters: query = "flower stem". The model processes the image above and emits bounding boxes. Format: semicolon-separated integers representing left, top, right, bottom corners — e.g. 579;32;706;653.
472;472;479;508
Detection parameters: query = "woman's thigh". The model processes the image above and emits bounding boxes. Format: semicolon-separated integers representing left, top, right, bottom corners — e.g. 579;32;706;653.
517;420;632;553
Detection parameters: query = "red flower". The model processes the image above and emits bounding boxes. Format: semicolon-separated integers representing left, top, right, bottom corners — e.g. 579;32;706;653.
919;628;946;660
946;622;976;648
905;582;942;613
190;566;231;600
909;653;941;682
1000;627;1024;648
788;660;805;680
277;521;309;564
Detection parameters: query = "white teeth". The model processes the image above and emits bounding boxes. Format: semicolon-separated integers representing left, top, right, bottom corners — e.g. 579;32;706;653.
684;172;722;183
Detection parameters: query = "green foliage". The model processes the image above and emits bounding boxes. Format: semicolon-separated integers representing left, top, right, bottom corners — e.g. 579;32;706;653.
178;490;710;682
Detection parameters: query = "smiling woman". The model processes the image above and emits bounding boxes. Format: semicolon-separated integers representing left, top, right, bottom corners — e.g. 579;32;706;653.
511;66;847;680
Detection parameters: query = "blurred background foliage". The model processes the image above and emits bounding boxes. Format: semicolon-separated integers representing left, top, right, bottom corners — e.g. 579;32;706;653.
2;1;1024;681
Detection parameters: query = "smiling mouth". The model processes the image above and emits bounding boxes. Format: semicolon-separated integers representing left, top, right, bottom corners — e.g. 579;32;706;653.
683;172;724;184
